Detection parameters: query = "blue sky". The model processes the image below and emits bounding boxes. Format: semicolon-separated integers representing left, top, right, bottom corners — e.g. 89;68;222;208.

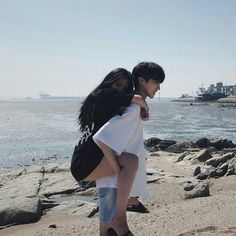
0;0;236;98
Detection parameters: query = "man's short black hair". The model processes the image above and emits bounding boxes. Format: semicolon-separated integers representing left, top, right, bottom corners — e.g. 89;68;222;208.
132;62;165;89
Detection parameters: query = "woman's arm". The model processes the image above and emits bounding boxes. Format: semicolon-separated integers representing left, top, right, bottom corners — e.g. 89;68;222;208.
95;139;121;174
131;95;149;111
140;108;149;121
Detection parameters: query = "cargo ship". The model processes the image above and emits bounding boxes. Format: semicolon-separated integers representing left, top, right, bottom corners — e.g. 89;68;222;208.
172;82;236;102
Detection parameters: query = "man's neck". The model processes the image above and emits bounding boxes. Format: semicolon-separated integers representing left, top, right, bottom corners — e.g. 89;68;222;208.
134;89;147;99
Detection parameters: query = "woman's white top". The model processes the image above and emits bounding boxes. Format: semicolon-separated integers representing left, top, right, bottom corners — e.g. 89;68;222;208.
93;103;149;200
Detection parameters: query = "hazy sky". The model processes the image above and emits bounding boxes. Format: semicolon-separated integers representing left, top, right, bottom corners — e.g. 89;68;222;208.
0;0;236;98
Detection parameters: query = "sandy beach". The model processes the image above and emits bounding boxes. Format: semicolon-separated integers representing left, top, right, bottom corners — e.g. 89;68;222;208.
1;139;236;236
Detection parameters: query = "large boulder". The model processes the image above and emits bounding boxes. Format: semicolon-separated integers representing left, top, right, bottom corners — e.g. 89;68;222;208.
0;173;42;228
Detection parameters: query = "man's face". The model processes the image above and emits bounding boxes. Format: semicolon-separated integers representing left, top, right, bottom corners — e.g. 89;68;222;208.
143;79;160;98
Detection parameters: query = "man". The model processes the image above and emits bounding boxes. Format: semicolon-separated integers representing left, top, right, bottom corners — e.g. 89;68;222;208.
93;62;165;236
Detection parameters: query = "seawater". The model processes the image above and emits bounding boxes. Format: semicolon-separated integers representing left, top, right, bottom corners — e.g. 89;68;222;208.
0;99;236;169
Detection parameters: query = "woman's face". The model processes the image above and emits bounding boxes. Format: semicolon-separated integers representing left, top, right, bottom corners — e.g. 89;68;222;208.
111;78;129;93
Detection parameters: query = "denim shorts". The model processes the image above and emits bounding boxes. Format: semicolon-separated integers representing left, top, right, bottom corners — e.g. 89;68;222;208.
98;188;117;223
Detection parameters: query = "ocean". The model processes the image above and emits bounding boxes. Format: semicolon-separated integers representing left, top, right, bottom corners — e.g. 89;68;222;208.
0;98;236;169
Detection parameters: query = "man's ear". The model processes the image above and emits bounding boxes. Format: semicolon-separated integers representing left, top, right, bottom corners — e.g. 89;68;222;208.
138;77;145;85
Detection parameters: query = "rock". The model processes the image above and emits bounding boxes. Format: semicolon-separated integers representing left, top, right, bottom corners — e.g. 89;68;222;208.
39;169;80;197
184;183;210;199
0;163;98;228
49;224;57;228
88;206;99;218
193;166;201;176
226;158;236;176
150;152;160;157
195;149;212;162
0;169;25;187
144;138;162;151
208;139;236;150
206;146;217;153
209;163;228;178
183;182;195;191
40;197;59;211
221;148;236;155
206;152;235;167
165;142;195;153
0;173;42;227
196;171;210;180
144;137;162;147
158;140;177;150
195;137;209;148
175;152;189;162
145;145;159;152
147;168;158;175
147;176;161;183
144;138;176;152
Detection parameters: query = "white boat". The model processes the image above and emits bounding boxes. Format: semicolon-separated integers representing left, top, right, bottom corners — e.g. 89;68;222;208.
171;94;197;102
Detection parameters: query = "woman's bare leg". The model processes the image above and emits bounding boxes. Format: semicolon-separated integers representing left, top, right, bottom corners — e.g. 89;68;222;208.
84;157;115;181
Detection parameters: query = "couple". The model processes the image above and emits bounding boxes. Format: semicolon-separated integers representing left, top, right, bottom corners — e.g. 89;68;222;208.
71;62;165;236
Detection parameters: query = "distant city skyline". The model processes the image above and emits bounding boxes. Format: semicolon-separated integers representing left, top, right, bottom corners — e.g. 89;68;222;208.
0;0;236;99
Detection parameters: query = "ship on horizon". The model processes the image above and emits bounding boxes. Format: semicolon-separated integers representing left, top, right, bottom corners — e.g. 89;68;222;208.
39;92;81;100
172;82;236;102
196;82;236;101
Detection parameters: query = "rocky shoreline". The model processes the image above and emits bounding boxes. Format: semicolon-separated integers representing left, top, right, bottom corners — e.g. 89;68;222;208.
1;137;236;235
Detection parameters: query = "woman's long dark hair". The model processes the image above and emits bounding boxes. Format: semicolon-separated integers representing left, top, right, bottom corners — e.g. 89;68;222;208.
78;68;133;132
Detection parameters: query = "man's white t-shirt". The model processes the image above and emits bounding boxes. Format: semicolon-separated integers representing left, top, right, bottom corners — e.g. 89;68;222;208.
93;103;149;200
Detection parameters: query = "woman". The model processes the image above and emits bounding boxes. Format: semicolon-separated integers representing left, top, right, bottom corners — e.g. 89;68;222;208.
71;68;148;235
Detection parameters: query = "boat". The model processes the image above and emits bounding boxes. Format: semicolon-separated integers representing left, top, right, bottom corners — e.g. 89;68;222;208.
196;84;228;101
172;82;236;103
171;94;197;102
39;92;80;100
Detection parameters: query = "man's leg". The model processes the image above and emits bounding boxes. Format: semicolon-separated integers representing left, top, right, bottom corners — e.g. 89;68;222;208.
98;188;117;236
112;153;138;235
